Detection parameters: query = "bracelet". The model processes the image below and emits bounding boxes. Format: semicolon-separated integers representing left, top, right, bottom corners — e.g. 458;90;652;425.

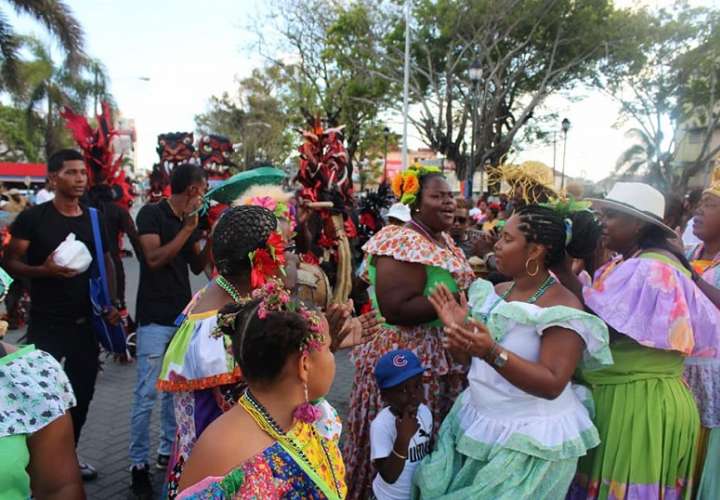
391;447;407;460
484;341;499;362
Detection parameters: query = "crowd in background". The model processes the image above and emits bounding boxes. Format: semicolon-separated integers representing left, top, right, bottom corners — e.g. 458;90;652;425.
0;155;719;500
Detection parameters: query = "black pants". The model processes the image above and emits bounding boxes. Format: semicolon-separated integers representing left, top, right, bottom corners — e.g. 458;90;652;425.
27;315;100;445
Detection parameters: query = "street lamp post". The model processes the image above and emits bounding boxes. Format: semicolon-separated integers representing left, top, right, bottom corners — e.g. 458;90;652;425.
561;118;571;191
466;59;482;199
383;126;390;183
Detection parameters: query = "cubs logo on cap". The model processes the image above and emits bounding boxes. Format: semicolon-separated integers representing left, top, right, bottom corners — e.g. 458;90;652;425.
375;349;426;390
393;354;409;368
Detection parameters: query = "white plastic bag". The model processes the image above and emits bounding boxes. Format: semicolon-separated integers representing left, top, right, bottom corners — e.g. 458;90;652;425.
53;233;92;273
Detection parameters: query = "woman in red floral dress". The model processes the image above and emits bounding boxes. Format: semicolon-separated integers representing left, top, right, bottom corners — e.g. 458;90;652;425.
343;166;474;499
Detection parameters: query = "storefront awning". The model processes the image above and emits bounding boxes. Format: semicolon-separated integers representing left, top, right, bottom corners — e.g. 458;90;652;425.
0;162;47;184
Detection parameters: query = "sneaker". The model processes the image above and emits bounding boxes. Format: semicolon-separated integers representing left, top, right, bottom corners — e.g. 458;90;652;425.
79;461;98;481
130;464;153;500
156;453;170;470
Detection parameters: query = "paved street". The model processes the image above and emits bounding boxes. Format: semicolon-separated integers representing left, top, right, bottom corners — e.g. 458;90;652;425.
5;253;356;499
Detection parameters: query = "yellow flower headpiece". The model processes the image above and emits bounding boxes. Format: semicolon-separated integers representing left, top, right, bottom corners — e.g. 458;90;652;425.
391;164;442;205
705;166;720;199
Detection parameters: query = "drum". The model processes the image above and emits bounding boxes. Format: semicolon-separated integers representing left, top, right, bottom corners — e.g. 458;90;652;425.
295;262;332;310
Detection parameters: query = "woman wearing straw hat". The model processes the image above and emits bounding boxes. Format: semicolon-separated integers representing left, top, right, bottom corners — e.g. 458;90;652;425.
683;168;720;499
552;182;720;500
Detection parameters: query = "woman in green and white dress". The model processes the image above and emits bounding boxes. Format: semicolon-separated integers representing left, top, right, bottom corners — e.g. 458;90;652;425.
414;205;612;499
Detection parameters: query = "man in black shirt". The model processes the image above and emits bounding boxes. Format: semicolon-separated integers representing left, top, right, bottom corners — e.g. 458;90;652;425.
129;163;210;499
3;149;120;481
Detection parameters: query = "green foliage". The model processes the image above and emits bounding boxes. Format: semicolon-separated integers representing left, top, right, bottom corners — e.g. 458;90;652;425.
0;104;41;161
8;35;106;159
608;2;720;194
0;0;85;91
195;65;295;170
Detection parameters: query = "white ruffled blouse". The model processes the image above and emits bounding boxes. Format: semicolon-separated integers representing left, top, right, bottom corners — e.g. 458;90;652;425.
456;279;613;461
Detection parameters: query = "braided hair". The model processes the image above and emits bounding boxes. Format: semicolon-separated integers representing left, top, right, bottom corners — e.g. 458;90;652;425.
213;205;278;276
217;299;313;383
516;205;602;267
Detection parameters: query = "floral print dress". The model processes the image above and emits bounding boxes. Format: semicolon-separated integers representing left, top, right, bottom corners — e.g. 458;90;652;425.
343;224;475;500
0;344;76;498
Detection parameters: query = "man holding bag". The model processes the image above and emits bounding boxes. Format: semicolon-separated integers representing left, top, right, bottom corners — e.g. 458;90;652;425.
2;148;119;481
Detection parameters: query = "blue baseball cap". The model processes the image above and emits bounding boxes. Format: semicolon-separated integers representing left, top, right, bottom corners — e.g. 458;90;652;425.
374;349;426;390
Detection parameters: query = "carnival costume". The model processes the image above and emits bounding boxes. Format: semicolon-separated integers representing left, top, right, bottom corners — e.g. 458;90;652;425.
413;278;611;499
157;206;288;498
343;165;475;499
683;167;720;500
176;281;346;499
568;249;720;498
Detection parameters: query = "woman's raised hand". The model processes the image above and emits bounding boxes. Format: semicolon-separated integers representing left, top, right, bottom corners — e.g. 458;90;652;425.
443;319;494;359
428;284;468;327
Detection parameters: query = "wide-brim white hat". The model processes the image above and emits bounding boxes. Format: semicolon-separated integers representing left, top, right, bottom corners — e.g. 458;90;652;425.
587;182;676;237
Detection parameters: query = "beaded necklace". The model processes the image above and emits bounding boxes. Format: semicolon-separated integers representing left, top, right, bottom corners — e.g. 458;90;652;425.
216;276;245;303
479;274;556;323
408;219;447;248
239;390;342;499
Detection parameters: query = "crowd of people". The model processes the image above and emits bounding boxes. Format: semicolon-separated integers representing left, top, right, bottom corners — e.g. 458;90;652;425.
0;150;719;500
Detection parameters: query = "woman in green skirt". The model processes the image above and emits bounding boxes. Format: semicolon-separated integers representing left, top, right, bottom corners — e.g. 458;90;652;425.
554;183;720;499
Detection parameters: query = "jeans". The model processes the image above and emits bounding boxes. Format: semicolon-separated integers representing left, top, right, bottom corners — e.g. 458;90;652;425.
27;315;99;444
129;323;177;466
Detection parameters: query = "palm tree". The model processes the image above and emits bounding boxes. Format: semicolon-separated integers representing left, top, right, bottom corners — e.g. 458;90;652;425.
0;0;84;90
614;128;675;193
18;36;99;158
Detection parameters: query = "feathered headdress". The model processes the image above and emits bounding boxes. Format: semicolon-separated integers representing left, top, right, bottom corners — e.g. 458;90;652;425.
295;117;353;206
61;102;122;186
61;102;134;208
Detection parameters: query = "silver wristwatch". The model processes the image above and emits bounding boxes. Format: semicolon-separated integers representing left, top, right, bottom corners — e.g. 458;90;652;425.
491;348;509;368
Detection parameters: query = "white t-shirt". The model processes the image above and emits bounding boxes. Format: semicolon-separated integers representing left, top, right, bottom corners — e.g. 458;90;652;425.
370;404;432;500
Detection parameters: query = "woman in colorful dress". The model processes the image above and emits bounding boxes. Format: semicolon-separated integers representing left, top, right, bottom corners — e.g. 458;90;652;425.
157;205;287;496
684;169;720;499
413;205;611;499
343;165;475;499
551;182;720;499
177;281;346;499
158;204;374;497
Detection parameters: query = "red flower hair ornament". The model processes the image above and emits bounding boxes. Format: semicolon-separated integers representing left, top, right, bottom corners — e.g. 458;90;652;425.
249;231;286;289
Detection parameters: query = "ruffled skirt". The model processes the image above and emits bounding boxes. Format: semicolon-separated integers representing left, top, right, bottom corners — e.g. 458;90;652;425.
342;325;467;500
413;393;579;499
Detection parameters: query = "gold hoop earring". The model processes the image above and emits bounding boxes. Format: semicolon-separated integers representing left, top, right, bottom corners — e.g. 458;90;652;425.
525;258;540;277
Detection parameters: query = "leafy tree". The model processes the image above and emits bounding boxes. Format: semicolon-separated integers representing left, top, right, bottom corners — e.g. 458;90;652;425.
352;0;646;183
16;36;100;159
610;3;720;193
255;0;394;175
0;103;41;161
195;65;295;169
0;0;84;90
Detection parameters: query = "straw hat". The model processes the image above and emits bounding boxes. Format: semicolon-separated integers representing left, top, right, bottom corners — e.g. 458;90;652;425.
588;182;675;237
705;166;720;199
495;161;558;204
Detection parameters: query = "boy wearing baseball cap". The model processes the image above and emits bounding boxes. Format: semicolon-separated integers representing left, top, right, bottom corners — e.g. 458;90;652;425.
371;349;432;500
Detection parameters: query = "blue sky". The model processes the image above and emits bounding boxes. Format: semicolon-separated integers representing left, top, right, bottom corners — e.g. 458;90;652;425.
9;0;715;181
